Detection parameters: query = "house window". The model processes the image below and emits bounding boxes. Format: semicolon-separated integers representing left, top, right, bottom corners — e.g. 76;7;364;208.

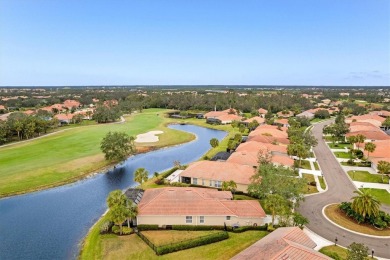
186;216;192;223
216;181;222;188
193;178;198;185
202;179;205;185
210;180;213;187
226;216;231;220
199;216;205;224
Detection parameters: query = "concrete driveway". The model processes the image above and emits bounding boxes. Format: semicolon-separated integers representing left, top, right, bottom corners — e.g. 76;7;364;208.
297;120;390;259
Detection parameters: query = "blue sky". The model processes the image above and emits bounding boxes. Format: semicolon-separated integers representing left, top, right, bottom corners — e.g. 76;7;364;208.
0;0;389;86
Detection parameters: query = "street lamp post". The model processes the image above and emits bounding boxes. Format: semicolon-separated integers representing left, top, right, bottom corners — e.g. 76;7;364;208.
334;237;338;246
371;249;374;258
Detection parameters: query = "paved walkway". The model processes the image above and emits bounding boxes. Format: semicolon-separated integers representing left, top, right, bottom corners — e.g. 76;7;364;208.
298;120;390;259
342;166;377;174
353;181;390;191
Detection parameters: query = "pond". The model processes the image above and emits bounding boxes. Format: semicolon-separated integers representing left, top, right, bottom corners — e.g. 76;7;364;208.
0;124;226;260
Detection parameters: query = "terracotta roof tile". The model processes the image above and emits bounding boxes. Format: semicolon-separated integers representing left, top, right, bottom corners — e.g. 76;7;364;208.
180;161;255;185
138;187;265;218
231;227;330;260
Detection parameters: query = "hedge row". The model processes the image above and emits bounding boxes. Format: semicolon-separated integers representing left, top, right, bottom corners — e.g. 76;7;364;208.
231;224;268;233
156;231;229;255
172;225;225;231
137;224;159;231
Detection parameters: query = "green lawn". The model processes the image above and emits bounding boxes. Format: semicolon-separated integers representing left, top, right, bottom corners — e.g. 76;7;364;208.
318;176;326;190
334;152;351;159
313;162;320;170
80;226;268;260
360;188;390;206
0;109;195;197
328;142;351;149
319;245;349;260
348;171;389;184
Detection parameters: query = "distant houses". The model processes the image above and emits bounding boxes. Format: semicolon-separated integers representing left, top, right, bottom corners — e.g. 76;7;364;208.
204;109;243;124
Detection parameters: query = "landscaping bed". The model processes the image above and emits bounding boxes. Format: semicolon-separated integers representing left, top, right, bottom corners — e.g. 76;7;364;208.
319;245;377;260
324;204;390;236
302;174;318;194
328;142;351;149
341;161;371;167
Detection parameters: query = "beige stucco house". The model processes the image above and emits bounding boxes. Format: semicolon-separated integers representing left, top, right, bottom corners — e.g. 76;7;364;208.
137;187;266;227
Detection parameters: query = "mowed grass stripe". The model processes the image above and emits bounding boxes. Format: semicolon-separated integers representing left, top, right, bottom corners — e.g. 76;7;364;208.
0;109;194;197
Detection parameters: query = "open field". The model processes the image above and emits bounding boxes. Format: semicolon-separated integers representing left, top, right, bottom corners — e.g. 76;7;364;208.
348;171;389;184
360;188;390;205
142;230;220;246
81;229;268;260
0;109;195;197
324;204;390;236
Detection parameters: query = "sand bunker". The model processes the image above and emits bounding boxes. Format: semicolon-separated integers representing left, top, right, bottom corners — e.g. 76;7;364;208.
135;130;164;143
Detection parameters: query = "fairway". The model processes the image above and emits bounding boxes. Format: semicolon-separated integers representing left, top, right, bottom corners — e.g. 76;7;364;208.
0;109;194;197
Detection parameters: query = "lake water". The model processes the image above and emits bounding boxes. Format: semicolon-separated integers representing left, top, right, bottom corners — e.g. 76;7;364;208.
0;124;226;260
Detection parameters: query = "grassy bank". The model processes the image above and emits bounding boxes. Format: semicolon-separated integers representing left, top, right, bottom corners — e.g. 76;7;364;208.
0;109;195;197
360;188;390;205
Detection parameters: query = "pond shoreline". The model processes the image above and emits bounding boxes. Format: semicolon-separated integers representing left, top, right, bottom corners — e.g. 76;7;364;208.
0;122;198;199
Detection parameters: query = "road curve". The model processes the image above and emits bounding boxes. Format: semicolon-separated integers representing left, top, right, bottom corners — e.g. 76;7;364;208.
297;120;390;259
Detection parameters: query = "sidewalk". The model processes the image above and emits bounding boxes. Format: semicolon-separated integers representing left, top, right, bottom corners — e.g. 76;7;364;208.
353;181;390;192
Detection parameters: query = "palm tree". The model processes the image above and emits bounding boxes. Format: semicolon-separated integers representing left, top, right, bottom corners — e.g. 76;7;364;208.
107;190;127;208
222;180;238;195
354;134;366;149
364;142;376;160
264;194;288;226
134;168;149;185
351;189;381;219
109;205;128;235
377;160;390;183
125;199;138;228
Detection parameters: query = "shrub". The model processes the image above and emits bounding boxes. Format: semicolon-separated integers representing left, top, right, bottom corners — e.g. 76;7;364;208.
137;224;159;231
309;181;317;186
112;225;120;234
122;226;133;235
267;224;275;232
170;182;189;187
172;225;225;231
154;178;164;185
321;251;342;260
231;224;268;233
99;221;113;234
155;232;229;255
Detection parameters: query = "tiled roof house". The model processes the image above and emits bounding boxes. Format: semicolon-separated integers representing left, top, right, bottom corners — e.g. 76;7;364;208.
231;227;331;260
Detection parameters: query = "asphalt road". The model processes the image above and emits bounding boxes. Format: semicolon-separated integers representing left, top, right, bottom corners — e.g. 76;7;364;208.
297;120;390;259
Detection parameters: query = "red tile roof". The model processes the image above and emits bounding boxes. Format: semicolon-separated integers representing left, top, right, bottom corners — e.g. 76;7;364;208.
180;161;255;185
244;116;265;124
55;113;75;121
346;114;386;127
227;151;293;167
63;99;81;109
138;187;266;218
258;108;268;114
346;130;390;141
236;141;287;153
363;140;390;159
231;227;330;260
0;105;5;110
247;135;290;145
274;118;289;125
249;125;288;139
